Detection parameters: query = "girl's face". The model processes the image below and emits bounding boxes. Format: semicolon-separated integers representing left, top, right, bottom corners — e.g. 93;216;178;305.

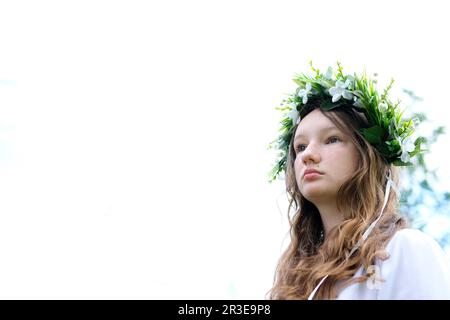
293;109;359;204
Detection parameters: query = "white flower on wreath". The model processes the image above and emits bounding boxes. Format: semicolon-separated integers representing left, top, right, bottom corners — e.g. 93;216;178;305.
379;102;388;112
287;103;300;125
297;83;312;104
398;136;415;163
329;79;353;102
324;67;333;80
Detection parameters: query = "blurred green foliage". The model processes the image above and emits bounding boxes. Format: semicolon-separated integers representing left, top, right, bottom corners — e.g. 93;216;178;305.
399;89;450;250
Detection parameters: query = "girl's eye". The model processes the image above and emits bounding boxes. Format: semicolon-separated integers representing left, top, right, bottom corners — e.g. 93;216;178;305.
295;136;341;153
296;145;306;152
327;136;340;144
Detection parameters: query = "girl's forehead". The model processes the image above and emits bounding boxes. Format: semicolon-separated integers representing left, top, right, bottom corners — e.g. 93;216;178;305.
294;125;340;142
296;110;339;135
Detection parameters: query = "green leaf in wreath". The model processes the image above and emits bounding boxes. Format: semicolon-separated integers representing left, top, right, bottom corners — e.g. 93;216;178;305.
360;126;386;144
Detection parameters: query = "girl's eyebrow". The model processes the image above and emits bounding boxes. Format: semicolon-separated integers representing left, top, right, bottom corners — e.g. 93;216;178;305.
294;126;338;142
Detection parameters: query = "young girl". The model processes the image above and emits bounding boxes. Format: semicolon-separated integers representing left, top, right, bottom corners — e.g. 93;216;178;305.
267;63;450;300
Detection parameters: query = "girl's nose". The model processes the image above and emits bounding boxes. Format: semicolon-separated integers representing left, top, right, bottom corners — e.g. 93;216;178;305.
301;143;320;164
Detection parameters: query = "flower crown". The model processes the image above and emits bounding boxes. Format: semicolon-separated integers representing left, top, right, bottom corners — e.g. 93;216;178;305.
268;61;426;182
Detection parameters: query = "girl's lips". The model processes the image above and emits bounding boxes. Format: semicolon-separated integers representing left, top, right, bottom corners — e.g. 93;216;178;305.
303;169;323;177
303;172;323;180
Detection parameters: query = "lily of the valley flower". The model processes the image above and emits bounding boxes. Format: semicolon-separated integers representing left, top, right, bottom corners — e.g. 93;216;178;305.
297;83;312;104
379;102;388;112
329;79;353;102
399;136;415;163
324;67;333;80
287;104;300;125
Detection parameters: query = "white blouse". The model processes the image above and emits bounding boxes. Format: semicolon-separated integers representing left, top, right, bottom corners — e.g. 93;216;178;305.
336;228;450;299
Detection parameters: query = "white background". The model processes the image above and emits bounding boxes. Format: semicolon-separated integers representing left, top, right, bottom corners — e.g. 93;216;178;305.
0;0;449;299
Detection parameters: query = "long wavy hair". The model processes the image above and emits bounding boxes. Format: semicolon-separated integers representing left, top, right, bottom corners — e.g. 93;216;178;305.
267;101;408;300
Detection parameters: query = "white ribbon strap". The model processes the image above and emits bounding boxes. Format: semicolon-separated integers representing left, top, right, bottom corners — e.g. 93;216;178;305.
307;274;329;300
307;169;395;300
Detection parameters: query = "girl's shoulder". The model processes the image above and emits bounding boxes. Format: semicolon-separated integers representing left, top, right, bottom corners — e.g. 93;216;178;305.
337;228;450;299
376;228;450;299
384;228;446;260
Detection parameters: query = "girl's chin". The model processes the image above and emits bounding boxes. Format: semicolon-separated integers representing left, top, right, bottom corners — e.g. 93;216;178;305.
301;188;334;202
